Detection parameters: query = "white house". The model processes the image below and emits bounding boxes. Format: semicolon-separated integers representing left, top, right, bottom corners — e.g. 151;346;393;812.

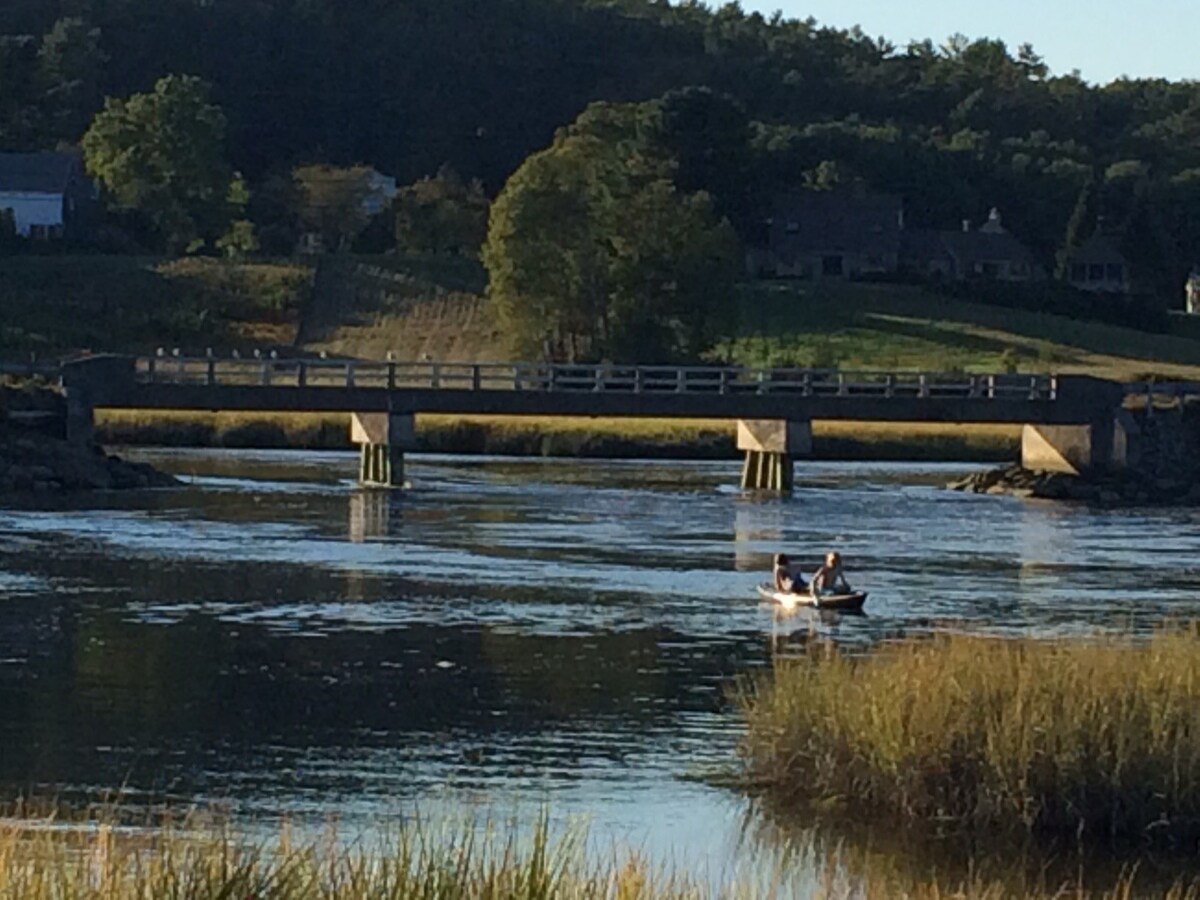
0;151;95;239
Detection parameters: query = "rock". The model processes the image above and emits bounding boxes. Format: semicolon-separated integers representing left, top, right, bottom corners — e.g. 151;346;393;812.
1011;488;1037;499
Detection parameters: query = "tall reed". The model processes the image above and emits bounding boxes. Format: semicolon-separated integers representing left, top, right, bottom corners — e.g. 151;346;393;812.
737;628;1200;846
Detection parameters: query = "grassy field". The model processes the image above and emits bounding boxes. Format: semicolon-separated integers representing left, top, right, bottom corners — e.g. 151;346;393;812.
721;281;1200;381
94;410;1021;462
738;627;1200;846
0;256;312;356
8;254;1200;383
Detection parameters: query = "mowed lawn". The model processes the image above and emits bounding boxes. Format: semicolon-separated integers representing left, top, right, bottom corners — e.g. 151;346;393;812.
722;281;1200;381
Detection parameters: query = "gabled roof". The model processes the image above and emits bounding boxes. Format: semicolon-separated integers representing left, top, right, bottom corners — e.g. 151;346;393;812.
0;152;82;194
1070;233;1127;266
768;189;903;257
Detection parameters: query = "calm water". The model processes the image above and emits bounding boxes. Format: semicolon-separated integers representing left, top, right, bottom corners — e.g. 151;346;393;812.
2;450;1200;890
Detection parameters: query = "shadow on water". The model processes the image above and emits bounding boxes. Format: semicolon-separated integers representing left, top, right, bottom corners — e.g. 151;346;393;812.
741;801;1200;896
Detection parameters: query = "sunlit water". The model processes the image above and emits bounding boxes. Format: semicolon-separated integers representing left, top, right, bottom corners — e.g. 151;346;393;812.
2;449;1200;891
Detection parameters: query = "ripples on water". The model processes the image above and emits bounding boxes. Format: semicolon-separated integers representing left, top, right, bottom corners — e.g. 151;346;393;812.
1;449;1200;889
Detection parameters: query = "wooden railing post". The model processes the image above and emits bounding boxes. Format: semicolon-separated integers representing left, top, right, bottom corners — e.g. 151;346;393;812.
206;358;216;386
346;362;356;388
675;369;686;393
471;364;481;390
918;374;929;398
634;367;644;394
298;362;307;388
260;361;271;386
719;369;729;395
431;363;441;389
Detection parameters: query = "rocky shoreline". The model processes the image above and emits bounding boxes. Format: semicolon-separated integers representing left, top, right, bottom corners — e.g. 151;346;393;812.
0;425;180;494
948;463;1200;506
1;384;179;495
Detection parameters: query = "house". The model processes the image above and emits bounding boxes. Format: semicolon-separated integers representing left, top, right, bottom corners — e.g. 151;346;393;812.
750;189;904;280
0;151;95;240
750;191;1044;285
1066;232;1131;294
901;210;1043;283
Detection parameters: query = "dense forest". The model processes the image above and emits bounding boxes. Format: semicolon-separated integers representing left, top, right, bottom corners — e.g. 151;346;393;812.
3;0;1200;296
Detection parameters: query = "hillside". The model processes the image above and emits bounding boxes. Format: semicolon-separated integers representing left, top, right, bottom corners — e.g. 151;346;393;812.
8;254;1200;383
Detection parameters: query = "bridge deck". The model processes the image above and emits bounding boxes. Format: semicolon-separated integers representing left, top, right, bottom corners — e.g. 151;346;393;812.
58;357;1123;426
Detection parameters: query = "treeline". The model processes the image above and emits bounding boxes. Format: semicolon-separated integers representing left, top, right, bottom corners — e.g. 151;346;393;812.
3;0;1200;295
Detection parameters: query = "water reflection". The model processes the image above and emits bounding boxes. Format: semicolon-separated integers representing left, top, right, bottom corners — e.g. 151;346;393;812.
2;450;1200;883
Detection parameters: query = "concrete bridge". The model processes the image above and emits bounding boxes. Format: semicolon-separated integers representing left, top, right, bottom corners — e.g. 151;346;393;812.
58;355;1129;491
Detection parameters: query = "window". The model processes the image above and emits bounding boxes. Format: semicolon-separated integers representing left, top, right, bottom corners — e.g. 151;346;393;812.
1106;263;1124;282
784;221;800;234
821;255;844;277
1088;263;1105;282
1071;263;1087;282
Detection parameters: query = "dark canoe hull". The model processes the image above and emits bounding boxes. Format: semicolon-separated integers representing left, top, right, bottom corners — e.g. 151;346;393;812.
757;583;869;611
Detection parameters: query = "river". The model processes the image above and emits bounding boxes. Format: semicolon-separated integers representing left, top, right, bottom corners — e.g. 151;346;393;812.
1;450;1199;892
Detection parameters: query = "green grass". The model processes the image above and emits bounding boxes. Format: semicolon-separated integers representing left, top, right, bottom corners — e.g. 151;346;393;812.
0;256;312;355
94;410;1020;462
738;627;1200;846
720;281;1200;381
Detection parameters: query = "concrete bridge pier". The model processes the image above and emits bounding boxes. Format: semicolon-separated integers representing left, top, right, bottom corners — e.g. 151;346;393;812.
737;419;812;492
1021;410;1144;475
351;412;416;488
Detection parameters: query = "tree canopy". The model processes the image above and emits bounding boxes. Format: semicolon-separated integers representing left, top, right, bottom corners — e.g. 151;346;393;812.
82;74;242;253
4;0;1200;291
484;99;740;363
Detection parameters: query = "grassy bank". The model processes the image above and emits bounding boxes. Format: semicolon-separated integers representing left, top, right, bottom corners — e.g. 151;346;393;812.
0;256;312;355
1;805;1198;899
738;628;1200;846
722;281;1200;381
94;410;1021;462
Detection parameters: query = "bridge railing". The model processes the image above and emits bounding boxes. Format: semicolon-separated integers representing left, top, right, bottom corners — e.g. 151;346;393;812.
133;357;1058;401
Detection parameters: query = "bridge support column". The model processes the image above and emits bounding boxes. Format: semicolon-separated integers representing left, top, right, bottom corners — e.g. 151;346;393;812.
351;412;416;488
1021;414;1120;475
737;419;811;492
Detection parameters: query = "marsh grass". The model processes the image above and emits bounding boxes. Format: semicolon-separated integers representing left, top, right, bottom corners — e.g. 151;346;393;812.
0;809;705;900
737;628;1200;847
0;804;1197;899
95;410;1019;462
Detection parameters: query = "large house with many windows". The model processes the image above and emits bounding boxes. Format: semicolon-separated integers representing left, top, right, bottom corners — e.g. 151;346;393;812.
751;190;1044;284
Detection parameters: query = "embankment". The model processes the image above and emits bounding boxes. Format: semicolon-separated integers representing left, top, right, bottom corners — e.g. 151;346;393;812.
0;385;178;495
94;410;1021;462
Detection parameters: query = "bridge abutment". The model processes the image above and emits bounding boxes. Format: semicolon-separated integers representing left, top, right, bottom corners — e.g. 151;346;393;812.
351;412;416;488
737;419;811;492
1021;413;1129;475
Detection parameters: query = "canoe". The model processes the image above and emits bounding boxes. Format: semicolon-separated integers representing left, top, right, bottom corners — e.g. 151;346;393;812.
756;583;868;611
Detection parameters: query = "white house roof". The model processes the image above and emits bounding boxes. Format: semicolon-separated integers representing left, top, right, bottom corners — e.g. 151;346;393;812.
0;152;81;194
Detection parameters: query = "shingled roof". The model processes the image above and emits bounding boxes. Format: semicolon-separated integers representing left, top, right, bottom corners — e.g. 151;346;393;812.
0;152;82;194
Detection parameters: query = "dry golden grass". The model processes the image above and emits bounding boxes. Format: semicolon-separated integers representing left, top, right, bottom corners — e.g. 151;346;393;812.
0;804;1195;899
738;627;1200;846
95;410;1019;461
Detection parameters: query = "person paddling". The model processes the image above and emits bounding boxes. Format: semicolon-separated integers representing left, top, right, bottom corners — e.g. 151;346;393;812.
811;551;851;596
773;553;806;594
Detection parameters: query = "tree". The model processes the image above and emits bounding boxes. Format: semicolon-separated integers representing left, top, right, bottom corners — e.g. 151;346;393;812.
82;74;241;253
37;17;106;143
292;164;374;252
484;100;740;363
394;165;488;256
